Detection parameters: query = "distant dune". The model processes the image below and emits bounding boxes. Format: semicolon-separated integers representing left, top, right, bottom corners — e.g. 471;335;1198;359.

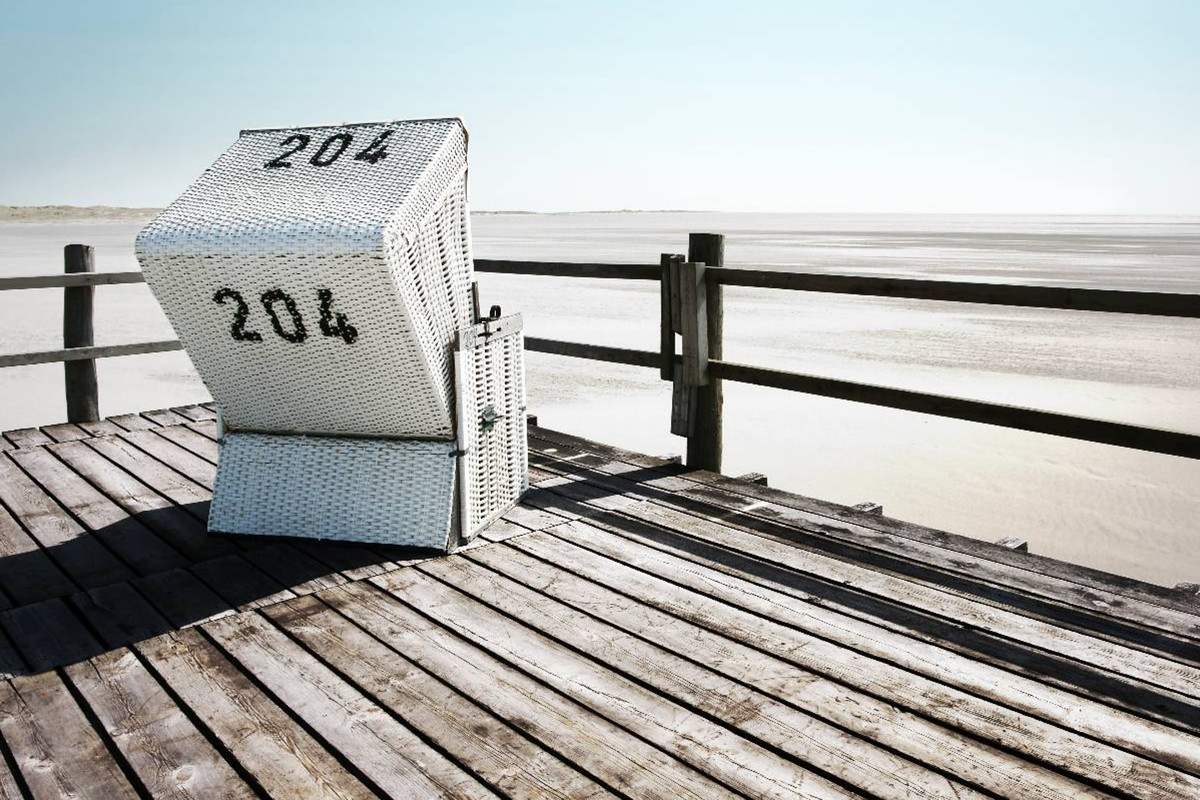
0;205;162;222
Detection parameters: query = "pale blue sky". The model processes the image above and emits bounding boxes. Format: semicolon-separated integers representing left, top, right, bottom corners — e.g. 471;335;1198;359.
2;1;1197;213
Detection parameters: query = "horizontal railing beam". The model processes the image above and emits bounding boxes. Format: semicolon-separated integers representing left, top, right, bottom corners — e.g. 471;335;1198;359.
3;264;1199;318
0;271;147;291
711;269;1200;318
475;259;660;281
524;337;664;369
709;359;1200;460
0;340;184;369
516;335;1200;460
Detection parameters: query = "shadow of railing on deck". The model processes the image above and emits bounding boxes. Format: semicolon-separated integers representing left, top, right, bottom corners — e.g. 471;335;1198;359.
520;462;1200;733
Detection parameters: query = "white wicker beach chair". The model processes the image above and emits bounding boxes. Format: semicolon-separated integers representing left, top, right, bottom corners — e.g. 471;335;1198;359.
136;118;528;550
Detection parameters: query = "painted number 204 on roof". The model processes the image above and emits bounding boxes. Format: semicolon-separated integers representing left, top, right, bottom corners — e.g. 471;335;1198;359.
263;129;393;169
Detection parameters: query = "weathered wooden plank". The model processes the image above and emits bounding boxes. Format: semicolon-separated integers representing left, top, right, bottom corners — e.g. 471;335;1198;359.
417;556;969;800
138;628;375;799
723;357;1200;457
671;478;1200;654
0;670;140;799
117;429;217;488
290;543;399;584
524;337;661;369
380;567;864;800
0;503;75;605
502;500;575;531
242;544;347;597
687;234;724;471
150;424;218;462
140;409;192;428
0;429;53;449
659;253;678;380
679;261;708;388
71;581;171;650
631;499;1200;694
133;569;234;630
327;581;740;800
527;437;1200;657
532;429;1200;695
186;420;219;440
474;259;660;281
0;337;178;369
0;452;133;588
0;439;11;454
522;479;1200;734
170;404;217;423
106;413;159;432
712;266;1200;317
477;519;530;543
0;597;104;672
206;611;496;798
189;555;295;612
503;523;1200;772
0;271;146;291
587;515;1200;768
0;628;26;680
65;648;257;799
40;423;91;443
525;446;1200;699
16;444;190;576
83;435;211;506
266;594;616;800
0;744;23;800
534;423;1200;618
77;418;125;437
72;438;210;506
526;464;559;485
50;438;234;563
669;366;695;437
514;527;1200;799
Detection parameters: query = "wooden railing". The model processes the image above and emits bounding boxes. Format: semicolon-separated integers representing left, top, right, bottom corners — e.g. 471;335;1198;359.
3;238;1199;467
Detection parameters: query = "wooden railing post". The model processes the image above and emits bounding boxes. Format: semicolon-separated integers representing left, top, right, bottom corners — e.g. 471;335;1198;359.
687;233;724;471
63;244;99;422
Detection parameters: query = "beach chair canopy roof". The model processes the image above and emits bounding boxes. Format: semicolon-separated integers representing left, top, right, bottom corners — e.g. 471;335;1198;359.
138;118;469;256
137;118;475;439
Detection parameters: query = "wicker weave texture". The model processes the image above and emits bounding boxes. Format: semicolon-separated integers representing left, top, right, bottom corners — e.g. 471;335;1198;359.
462;317;529;535
136;118;473;438
209;433;457;549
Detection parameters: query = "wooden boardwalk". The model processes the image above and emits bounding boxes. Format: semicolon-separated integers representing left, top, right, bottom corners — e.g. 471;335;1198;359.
0;406;1195;799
